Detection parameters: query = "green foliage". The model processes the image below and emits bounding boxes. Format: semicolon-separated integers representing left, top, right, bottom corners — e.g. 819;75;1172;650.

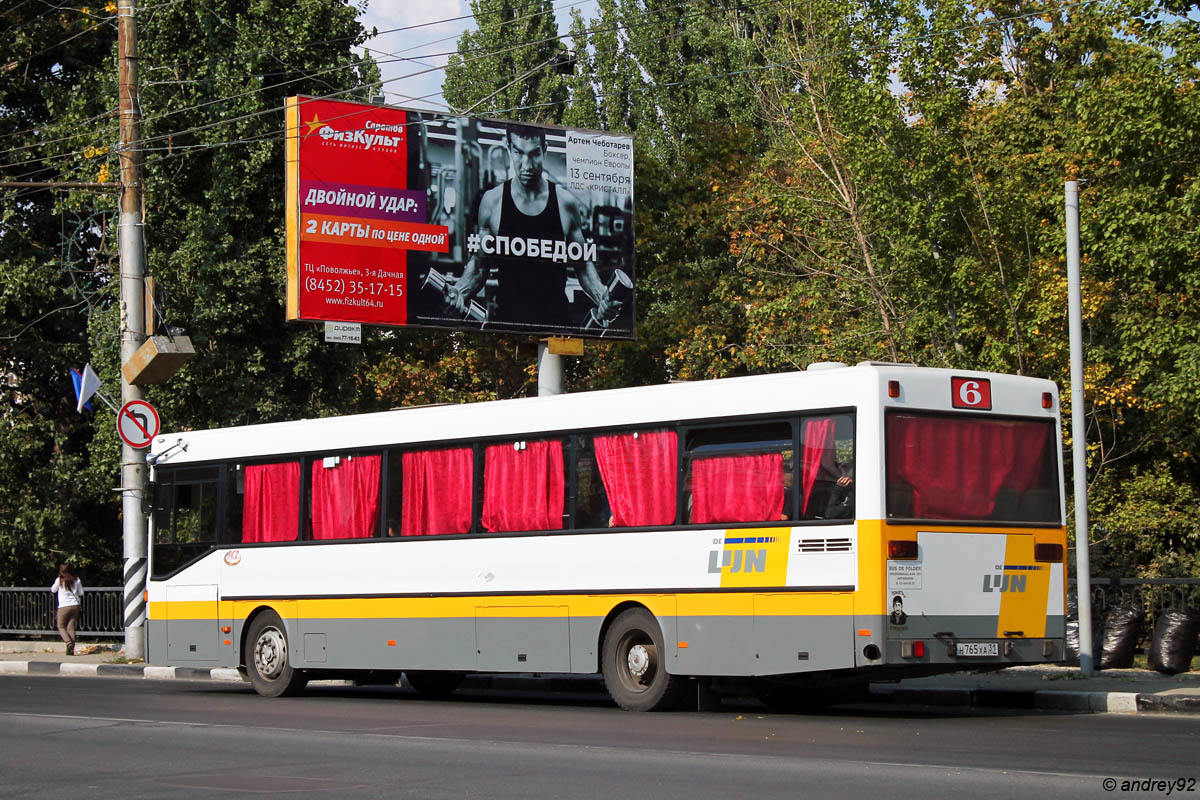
443;0;569;121
1;4;122;582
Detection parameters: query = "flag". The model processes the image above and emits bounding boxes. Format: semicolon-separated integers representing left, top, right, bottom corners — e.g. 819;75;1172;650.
72;364;101;413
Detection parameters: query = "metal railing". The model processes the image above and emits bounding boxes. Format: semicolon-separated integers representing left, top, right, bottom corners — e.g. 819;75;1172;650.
1073;578;1200;653
0;587;124;639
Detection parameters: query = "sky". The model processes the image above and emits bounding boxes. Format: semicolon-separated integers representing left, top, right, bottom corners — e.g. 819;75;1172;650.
356;1;598;112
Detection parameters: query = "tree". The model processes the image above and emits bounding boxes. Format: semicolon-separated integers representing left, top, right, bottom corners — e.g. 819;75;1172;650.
442;0;569;122
0;0;384;584
1;2;124;582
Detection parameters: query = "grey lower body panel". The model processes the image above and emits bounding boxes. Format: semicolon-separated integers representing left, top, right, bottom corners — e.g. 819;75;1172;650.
886;614;1067;667
149;610;1064;678
151;612;860;677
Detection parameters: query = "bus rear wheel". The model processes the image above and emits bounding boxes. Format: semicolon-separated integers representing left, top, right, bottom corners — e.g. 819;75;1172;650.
601;608;685;711
246;611;308;698
405;670;465;698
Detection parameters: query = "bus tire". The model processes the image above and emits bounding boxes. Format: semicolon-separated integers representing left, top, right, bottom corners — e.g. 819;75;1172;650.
601;608;685;711
405;670;465;698
246;611;307;698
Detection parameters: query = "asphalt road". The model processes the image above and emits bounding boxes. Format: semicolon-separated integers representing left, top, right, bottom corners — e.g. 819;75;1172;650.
2;676;1197;799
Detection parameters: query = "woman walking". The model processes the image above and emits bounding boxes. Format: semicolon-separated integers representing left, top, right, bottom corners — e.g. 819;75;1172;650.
50;563;84;656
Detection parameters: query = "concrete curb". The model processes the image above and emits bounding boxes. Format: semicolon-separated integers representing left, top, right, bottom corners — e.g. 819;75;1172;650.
0;661;245;683
2;661;1196;714
870;684;1169;714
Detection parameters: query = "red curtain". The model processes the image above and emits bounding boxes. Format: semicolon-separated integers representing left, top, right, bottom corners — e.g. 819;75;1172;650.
691;453;784;524
242;462;300;543
482;441;565;532
594;430;677;527
801;418;836;515
886;415;1050;519
401;448;473;536
310;454;380;540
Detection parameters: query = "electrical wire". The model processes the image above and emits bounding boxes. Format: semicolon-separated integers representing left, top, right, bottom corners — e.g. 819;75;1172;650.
1;0;1104;178
0;0;720;164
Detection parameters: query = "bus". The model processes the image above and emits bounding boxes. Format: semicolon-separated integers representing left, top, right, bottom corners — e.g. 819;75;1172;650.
146;362;1067;711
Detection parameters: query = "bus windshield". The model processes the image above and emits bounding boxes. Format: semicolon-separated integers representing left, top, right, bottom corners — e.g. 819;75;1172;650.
885;411;1060;523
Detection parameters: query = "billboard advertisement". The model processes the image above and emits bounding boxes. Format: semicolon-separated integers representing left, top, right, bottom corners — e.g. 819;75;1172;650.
284;96;635;340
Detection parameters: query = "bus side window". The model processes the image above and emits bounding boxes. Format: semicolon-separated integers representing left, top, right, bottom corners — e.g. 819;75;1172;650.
481;439;566;533
591;429;678;528
572;435;611;529
684;422;793;525
799;414;855;521
241;461;301;543
307;453;382;540
398;447;474;536
152;467;220;578
225;466;244;545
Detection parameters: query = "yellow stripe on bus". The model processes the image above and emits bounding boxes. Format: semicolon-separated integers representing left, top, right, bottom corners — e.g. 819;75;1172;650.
152;591;856;623
855;519;887;615
996;534;1051;638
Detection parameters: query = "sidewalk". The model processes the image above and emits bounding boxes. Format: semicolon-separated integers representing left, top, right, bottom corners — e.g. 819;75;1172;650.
2;640;1197;714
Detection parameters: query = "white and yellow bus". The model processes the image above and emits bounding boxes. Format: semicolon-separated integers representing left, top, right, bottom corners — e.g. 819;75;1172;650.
146;362;1066;710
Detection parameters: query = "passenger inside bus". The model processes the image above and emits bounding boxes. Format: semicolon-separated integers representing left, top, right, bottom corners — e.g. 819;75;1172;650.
823;456;854;519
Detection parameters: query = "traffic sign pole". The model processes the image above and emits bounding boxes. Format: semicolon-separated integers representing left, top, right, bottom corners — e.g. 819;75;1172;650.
118;0;148;660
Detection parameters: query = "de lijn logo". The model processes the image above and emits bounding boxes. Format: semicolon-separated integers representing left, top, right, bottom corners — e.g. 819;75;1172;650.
708;548;767;574
708;535;780;575
981;565;1043;593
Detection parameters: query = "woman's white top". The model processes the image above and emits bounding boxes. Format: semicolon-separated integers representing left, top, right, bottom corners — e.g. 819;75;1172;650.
49;578;84;608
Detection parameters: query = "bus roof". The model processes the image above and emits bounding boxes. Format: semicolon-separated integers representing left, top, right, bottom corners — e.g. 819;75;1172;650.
149;363;1057;467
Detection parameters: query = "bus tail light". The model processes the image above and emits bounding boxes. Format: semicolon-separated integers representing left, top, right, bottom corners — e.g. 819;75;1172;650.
901;641;926;658
888;540;918;559
1035;543;1064;562
888;380;900;398
1042;392;1053;408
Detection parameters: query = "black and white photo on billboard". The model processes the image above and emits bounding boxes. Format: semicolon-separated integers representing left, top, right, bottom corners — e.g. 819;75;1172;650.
405;112;636;339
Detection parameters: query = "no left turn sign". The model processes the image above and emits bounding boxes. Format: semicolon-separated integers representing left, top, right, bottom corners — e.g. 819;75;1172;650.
117;399;160;449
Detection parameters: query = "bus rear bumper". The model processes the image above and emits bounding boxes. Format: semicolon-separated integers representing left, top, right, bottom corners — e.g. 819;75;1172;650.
885;636;1064;666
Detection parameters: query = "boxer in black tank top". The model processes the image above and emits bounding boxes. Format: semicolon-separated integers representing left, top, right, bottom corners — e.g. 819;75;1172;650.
445;123;614;333
490;179;570;327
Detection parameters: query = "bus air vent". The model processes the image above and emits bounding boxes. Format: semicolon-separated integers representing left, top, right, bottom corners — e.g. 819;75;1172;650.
797;537;855;553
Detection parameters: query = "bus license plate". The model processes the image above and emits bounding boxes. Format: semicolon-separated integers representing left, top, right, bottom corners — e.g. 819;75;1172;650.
956;642;999;657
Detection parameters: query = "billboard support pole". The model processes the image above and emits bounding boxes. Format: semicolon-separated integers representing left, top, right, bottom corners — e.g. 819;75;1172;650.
537;342;563;397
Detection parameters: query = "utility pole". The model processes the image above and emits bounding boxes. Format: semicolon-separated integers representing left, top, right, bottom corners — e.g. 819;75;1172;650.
118;0;148;659
1065;180;1094;674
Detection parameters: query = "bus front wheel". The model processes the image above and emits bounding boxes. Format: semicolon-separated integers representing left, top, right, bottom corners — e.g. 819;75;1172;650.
601;608;685;711
246;611;308;698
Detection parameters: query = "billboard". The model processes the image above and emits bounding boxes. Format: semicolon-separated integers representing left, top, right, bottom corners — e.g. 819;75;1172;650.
284;96;636;340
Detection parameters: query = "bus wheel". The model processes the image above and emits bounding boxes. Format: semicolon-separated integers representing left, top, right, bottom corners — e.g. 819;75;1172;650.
246;611;307;698
405;670;465;698
601;608;685;711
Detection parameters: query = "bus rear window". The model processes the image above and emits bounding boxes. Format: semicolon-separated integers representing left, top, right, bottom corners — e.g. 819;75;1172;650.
885;412;1059;523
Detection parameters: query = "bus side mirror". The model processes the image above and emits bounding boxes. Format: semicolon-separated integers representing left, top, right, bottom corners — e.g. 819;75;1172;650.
142;482;159;516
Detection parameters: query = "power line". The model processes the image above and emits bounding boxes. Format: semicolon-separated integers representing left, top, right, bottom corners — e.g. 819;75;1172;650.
0;0;678;163
135;1;1082;171
129;0;761;150
1;0;1103;178
136;0;590;77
